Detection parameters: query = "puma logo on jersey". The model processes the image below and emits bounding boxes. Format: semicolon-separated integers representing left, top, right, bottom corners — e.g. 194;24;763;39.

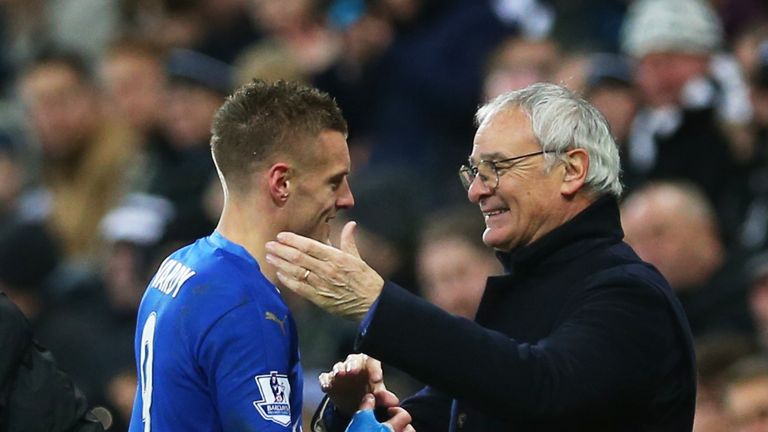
265;312;288;335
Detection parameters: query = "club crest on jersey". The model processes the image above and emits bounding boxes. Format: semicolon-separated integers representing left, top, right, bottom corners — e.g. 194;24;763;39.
253;371;291;426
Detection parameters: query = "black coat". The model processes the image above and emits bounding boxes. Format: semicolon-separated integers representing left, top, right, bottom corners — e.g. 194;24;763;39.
0;293;103;432
318;196;696;431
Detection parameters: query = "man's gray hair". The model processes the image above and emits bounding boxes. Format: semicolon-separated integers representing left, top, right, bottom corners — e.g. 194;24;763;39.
476;83;623;197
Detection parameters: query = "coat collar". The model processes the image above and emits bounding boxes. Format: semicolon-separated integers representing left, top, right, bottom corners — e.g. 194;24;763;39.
496;195;624;275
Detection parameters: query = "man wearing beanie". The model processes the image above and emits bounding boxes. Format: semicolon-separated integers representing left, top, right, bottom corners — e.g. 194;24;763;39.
621;0;752;244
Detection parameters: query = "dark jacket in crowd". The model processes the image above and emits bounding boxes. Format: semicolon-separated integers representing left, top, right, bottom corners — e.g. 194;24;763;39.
0;293;103;432
316;196;696;431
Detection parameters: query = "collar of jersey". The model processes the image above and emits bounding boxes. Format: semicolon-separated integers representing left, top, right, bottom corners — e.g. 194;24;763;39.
208;231;261;270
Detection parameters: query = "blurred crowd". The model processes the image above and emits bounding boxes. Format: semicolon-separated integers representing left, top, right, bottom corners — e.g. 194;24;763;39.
2;0;768;430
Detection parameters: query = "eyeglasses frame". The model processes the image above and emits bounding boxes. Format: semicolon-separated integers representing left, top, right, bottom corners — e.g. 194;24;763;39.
458;150;555;191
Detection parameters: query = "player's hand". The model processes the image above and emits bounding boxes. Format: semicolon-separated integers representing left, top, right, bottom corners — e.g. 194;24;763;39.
265;221;384;322
345;394;415;432
319;354;399;416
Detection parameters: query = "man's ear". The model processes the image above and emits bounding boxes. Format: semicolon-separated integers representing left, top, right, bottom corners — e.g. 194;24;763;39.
560;149;589;197
267;163;292;205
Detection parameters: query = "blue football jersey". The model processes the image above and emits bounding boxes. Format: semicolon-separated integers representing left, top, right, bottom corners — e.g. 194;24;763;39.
128;232;303;431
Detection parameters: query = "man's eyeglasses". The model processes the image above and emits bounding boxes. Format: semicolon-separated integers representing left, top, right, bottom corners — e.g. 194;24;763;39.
458;151;552;191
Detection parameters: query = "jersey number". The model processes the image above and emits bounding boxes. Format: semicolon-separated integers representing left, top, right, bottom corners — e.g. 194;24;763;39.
140;312;157;432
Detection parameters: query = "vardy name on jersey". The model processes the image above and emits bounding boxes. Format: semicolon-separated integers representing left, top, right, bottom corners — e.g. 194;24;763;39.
148;258;196;298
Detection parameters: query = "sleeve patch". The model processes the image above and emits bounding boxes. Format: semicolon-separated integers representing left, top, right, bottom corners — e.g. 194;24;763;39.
253;371;292;426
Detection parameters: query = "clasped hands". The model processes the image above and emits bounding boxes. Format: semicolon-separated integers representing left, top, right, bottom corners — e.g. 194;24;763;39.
324;354;415;432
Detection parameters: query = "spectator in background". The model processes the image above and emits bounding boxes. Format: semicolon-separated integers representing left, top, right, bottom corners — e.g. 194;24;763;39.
547;52;585;90
233;39;306;87
482;36;559;100
100;37;167;144
621;0;752;244
582;53;642;192
737;40;768;251
694;333;758;432
723;355;768;431
416;205;501;319
147;48;229;244
621;181;755;338
18;51;139;265
248;0;340;75
121;0;258;65
87;194;174;431
100;36;171;193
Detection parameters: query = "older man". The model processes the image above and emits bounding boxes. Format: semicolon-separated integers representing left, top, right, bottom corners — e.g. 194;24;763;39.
266;83;696;430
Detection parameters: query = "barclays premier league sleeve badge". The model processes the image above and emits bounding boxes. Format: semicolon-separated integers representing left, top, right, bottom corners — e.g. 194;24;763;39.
253;371;292;426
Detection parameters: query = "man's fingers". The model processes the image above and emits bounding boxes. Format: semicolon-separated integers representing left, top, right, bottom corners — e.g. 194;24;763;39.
340;221;361;257
275;231;342;260
275;271;317;303
319;372;333;391
374;389;400;408
266;252;311;282
385;407;412;431
358;393;375;411
265;241;326;275
343;353;372;374
403;425;415;432
366;357;383;383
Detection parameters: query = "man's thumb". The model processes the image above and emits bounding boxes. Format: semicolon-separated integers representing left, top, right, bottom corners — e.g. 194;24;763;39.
340;221;361;257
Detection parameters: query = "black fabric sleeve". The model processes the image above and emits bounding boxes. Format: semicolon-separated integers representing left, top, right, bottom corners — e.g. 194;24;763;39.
355;276;682;421
400;386;452;432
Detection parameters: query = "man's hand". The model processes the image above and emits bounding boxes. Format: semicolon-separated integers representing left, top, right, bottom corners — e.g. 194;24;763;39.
265;221;384;321
345;394;415;432
319;354;399;416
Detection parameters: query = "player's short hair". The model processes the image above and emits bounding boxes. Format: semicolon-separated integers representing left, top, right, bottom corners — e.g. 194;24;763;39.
210;80;347;190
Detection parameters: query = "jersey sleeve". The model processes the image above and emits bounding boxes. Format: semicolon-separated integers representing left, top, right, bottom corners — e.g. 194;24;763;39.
197;300;300;431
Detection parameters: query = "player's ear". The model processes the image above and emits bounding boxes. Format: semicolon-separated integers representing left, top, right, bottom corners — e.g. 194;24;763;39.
268;163;291;206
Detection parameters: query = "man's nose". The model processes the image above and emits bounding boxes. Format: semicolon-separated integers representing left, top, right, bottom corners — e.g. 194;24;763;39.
467;176;492;203
336;179;355;209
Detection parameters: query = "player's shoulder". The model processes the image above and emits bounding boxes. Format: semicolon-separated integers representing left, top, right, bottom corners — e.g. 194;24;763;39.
161;236;244;284
158;235;275;309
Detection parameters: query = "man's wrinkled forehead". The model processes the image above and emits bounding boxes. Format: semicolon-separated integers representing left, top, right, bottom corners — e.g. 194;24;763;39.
469;108;533;161
468;151;507;164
